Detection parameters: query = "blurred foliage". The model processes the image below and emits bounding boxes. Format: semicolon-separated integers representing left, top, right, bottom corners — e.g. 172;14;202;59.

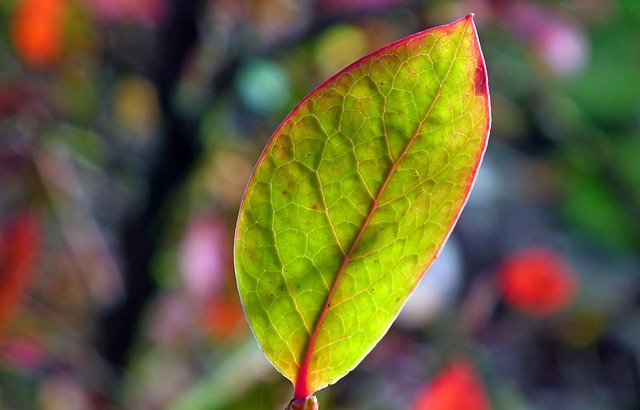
0;0;639;409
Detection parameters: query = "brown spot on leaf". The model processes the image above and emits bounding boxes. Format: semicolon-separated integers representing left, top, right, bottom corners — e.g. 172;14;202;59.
311;204;318;210
473;59;486;95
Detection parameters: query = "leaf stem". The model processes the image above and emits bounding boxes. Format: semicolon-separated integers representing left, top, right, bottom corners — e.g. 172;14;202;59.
286;395;318;410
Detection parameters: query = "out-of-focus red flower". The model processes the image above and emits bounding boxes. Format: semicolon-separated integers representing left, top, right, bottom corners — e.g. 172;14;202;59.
11;0;68;67
179;213;246;339
497;247;578;317
412;359;491;410
0;211;40;334
200;297;246;339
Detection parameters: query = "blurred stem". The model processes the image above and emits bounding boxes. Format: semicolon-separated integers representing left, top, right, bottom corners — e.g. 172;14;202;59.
168;339;276;410
33;146;124;308
97;0;204;371
287;395;318;410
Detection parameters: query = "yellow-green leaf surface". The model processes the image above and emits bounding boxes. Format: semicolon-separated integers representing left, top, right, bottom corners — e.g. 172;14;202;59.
234;14;490;398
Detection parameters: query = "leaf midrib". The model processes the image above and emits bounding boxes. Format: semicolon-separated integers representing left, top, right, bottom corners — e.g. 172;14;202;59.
294;18;470;398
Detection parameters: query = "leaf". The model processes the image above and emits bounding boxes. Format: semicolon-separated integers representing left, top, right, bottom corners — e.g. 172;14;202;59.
234;14;490;399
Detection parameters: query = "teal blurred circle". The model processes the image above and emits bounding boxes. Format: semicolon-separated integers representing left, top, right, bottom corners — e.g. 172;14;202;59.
235;58;290;114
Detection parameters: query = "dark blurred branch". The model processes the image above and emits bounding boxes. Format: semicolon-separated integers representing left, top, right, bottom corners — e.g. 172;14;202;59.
98;0;205;370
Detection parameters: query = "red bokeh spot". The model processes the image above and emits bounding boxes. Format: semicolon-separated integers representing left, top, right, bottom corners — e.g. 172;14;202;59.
11;0;68;67
0;211;40;335
413;359;491;410
200;297;246;339
497;247;578;317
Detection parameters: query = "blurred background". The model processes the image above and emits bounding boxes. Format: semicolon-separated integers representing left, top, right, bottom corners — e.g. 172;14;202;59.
0;0;639;409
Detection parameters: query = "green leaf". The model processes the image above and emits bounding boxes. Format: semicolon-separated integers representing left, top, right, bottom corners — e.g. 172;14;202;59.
234;14;490;399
